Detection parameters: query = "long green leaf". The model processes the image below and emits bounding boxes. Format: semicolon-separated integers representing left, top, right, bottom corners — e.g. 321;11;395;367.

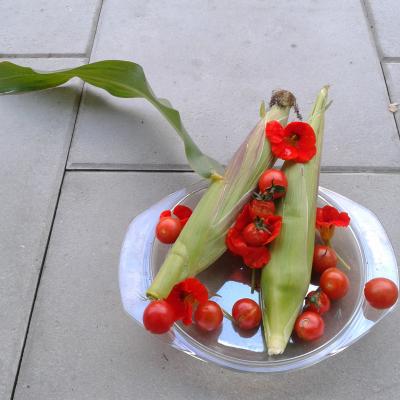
0;60;223;178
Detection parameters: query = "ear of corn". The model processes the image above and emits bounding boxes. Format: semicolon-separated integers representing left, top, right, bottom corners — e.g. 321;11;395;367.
147;92;296;299
261;86;329;355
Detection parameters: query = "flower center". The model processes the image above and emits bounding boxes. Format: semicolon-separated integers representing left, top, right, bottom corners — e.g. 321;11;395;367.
284;133;299;146
183;293;195;304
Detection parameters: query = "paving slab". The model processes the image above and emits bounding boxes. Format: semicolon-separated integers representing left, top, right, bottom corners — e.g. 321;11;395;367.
0;0;101;56
0;58;84;400
14;171;400;400
366;0;400;58
68;0;400;170
382;63;400;129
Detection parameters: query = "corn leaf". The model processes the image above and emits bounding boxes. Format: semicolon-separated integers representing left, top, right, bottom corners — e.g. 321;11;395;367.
0;60;223;178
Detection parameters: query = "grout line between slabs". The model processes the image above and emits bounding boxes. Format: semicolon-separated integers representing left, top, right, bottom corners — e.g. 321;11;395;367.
64;166;400;175
377;64;400;136
0;53;87;59
360;0;400;140
382;57;400;64
9;89;85;400
86;0;105;58
361;0;383;59
9;2;106;399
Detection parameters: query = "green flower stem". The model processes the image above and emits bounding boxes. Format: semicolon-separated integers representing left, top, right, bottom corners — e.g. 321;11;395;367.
336;251;352;271
325;238;351;271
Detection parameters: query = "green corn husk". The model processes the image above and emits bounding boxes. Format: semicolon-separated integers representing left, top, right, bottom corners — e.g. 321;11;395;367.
147;91;296;299
261;86;329;355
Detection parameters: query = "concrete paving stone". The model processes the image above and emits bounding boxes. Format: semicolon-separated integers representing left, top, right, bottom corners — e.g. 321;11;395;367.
367;0;400;58
68;0;400;170
14;171;400;400
0;58;84;400
0;0;101;55
382;62;400;130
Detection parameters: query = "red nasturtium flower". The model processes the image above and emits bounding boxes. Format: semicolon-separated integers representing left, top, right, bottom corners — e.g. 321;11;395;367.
165;277;208;325
265;120;316;163
160;205;193;227
225;205;282;269
316;205;350;242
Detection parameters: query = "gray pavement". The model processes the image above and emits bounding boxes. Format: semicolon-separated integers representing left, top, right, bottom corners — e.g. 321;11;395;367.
1;1;399;399
69;0;400;170
0;1;101;56
0;58;84;400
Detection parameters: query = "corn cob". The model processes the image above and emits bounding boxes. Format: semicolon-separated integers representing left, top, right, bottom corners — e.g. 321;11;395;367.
147;91;296;299
261;86;329;355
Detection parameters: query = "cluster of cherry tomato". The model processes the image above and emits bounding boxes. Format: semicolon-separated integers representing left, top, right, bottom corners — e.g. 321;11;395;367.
144;297;263;334
248;168;287;221
294;248;350;341
194;298;262;332
294;244;399;342
240;169;287;248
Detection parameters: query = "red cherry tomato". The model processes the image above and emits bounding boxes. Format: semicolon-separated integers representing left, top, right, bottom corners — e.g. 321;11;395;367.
364;278;398;309
249;199;275;220
143;300;175;334
313;245;337;274
194;301;223;332
232;298;262;330
258;169;288;199
156;217;182;244
320;268;350;300
305;290;331;315
294;311;325;341
242;222;271;246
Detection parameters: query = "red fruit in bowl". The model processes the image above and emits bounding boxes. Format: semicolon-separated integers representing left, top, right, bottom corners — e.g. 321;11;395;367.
242;222;271;246
294;311;324;341
320;268;349;300
194;301;223;332
258;169;288;199
249;199;275;220
156;217;182;244
313;245;337;274
305;290;331;315
232;298;262;330
143;300;175;334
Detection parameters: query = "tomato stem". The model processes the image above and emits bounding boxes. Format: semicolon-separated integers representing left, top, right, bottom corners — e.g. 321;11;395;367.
206;287;222;298
221;307;234;322
251;269;256;294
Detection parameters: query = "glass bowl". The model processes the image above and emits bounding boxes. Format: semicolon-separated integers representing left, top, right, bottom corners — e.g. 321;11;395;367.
119;181;398;373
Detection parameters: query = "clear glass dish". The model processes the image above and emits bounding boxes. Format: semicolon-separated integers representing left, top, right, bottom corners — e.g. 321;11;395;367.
119;181;398;373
